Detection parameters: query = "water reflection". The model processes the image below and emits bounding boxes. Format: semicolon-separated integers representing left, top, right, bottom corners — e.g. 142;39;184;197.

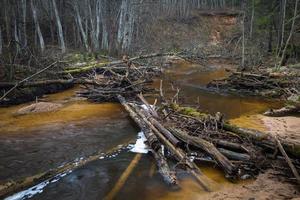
1;60;280;200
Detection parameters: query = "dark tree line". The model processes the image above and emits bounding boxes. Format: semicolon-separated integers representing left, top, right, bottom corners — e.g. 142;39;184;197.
0;0;241;54
0;0;299;66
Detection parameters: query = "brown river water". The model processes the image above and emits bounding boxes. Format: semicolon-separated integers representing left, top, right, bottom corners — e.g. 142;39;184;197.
0;60;282;200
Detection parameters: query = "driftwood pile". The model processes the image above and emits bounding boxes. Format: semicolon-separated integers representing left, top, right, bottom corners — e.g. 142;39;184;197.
2;52;299;191
77;62;160;102
117;95;300;189
76;57;300;190
207;70;300;98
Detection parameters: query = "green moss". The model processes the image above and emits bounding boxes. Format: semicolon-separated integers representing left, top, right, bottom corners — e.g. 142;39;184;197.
170;103;208;118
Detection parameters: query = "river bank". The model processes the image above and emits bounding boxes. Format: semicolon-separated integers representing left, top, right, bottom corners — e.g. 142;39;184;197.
0;57;299;199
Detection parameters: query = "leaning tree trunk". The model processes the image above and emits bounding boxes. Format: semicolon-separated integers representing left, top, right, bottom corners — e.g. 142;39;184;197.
51;0;66;53
30;0;45;53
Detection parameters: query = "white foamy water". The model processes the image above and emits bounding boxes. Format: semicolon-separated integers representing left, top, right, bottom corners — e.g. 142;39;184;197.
130;131;149;154
5;172;70;200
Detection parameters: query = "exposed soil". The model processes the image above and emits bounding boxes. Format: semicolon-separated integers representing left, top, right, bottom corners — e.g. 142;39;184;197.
226;113;300;199
262;115;300;142
201;170;299;200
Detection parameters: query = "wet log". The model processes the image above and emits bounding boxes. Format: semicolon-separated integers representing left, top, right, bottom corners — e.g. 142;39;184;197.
222;123;300;157
137;93;159;118
264;105;299;117
122;96;215;192
218;148;251;161
169;127;237;176
214;139;249;153
117;95;177;185
136;105;180;147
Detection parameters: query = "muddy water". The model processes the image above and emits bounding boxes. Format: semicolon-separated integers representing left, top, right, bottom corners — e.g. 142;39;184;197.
0;60;281;200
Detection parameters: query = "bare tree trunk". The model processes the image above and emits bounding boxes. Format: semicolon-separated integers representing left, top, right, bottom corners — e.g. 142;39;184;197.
100;0;109;50
4;0;11;44
30;0;45;53
241;13;245;69
279;0;299;66
51;0;66;53
49;0;55;44
13;17;20;53
249;0;255;39
21;0;27;47
95;0;101;50
74;2;89;51
88;0;99;51
280;0;286;53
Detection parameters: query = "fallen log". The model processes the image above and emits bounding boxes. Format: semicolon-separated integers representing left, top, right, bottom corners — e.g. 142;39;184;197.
104;153;143;200
129;102;180;146
169;127;237;176
62;52;176;74
118;96;215;192
117;95;177;185
0;61;58;101
214;139;249;153
218;148;251;161
0;79;101;89
136;109;181;147
275;137;300;184
223;123;300;157
137;93;159;118
264;105;299;117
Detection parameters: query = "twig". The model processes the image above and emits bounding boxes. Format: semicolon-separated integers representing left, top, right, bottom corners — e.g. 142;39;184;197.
0;61;58;101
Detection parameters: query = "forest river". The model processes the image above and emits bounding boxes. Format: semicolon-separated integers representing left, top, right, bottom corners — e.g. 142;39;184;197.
0;60;282;200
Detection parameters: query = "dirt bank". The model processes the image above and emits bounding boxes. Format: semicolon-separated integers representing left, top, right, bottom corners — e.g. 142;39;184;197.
201;170;299;200
226;113;300;199
230;114;300;142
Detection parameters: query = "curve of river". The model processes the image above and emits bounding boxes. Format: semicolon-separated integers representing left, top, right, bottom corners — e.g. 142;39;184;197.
0;59;282;200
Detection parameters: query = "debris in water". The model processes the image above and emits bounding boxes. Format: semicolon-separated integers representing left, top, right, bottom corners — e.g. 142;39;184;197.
130;131;149;154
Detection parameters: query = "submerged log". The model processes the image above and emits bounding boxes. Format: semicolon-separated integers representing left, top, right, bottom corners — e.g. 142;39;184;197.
0;141;134;199
117;95;177;185
169;127;237;176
